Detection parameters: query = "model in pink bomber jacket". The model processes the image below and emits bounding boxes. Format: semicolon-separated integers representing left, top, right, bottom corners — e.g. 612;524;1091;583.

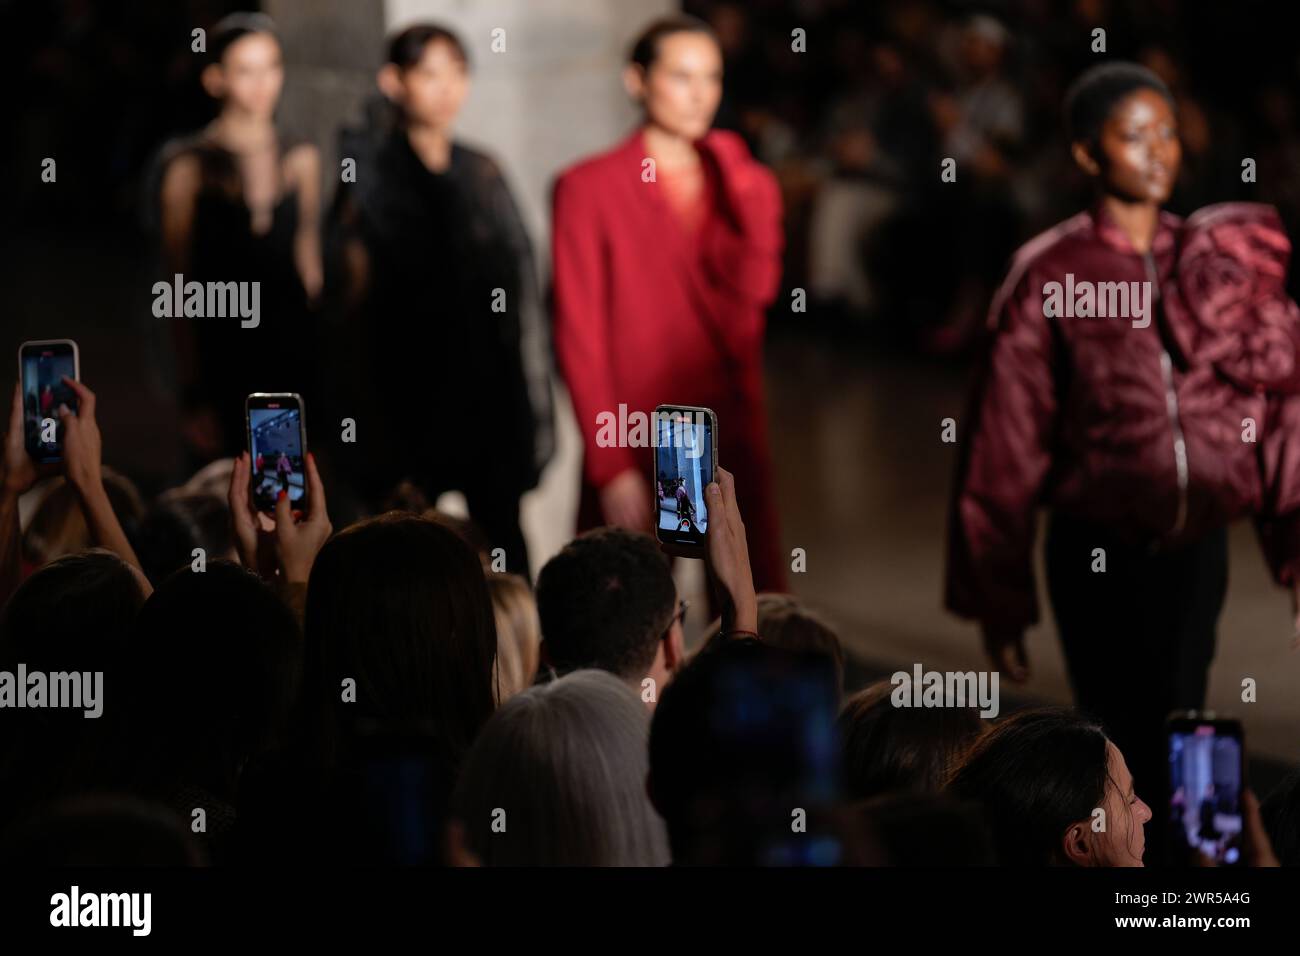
945;65;1300;776
947;198;1300;632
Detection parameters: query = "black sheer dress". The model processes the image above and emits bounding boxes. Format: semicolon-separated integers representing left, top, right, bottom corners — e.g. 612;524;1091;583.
328;127;553;573
159;135;317;459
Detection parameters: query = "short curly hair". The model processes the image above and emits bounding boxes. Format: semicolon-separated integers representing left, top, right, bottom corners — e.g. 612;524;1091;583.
1064;61;1174;147
536;528;676;680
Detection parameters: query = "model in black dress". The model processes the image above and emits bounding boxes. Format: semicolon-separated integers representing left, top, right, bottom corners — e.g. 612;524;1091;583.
328;24;553;576
157;14;322;462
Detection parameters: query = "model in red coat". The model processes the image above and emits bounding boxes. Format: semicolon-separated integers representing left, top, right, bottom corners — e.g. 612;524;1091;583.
946;62;1300;835
552;17;786;591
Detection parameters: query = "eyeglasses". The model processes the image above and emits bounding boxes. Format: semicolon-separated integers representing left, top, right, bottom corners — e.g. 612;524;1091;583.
665;599;689;634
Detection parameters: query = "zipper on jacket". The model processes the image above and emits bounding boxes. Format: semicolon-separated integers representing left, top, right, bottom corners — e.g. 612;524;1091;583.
1158;350;1189;537
1146;251;1188;538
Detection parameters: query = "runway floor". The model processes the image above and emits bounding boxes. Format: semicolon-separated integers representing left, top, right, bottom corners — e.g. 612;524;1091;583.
763;333;1300;767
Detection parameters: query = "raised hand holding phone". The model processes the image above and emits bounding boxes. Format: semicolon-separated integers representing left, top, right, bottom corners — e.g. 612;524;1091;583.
229;449;331;585
57;376;102;495
272;451;331;584
2;383;43;496
2;370;149;594
705;467;757;635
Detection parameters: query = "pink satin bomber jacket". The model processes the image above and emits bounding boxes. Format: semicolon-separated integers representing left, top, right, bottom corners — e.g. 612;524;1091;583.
946;201;1300;630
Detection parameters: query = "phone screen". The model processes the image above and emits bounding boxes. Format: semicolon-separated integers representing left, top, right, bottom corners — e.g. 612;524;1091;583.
246;395;308;515
710;650;842;866
20;341;78;463
654;406;715;550
1167;719;1245;866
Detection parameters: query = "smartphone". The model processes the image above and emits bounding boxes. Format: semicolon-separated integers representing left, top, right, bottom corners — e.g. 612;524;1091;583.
18;339;80;464
703;647;842;865
653;404;717;553
1166;713;1245;866
245;393;308;516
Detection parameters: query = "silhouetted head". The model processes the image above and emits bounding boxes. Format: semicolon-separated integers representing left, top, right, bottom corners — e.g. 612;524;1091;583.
302;513;497;769
838;679;988;799
23;472;144;567
453;670;669;865
0;794;204;866
134;491;234;585
946;708;1152;866
703;593;846;701
855;792;996;866
0;549;145;670
536;527;677;684
0;550;147;817
648;639;841;864
123;561;300;801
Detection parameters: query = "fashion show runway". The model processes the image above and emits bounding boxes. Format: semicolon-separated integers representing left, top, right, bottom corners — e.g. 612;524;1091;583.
765;333;1300;766
5;223;1298;768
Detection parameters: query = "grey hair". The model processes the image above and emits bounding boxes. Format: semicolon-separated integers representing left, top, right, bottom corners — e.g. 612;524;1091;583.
452;669;670;866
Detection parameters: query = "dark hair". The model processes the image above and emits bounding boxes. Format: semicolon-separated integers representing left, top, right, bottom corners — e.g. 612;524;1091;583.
134;492;233;585
210;12;280;64
24;471;145;567
1064;61;1175;146
628;15;717;70
386;22;469;70
122;561;300;803
648;638;841;864
1262;770;1300;866
0;550;146;820
301;513;496;769
535;527;675;680
703;593;846;699
945;708;1119;865
855;792;996;866
838;679;987;799
0;550;144;665
0;794;204;866
424;509;492;567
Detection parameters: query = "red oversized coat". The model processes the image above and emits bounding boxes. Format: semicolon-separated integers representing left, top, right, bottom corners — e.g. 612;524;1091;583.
552;128;786;590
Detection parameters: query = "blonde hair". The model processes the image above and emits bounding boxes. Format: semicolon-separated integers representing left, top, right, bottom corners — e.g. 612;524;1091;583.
23;470;145;568
486;573;540;703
